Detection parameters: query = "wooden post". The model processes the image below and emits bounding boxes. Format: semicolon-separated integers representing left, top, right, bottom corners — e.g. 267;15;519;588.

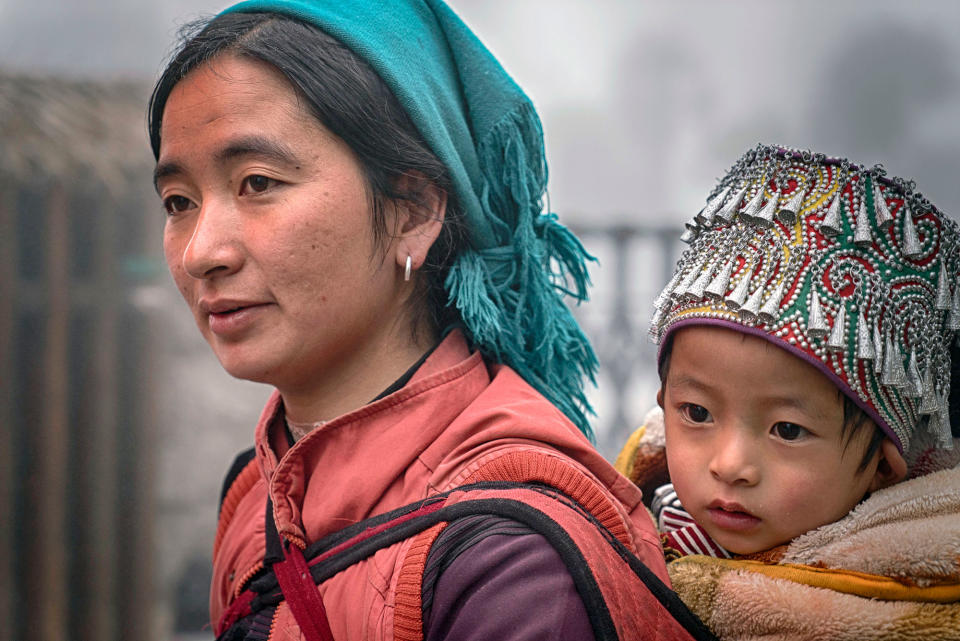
34;181;70;641
0;180;15;640
82;195;119;641
115;188;160;641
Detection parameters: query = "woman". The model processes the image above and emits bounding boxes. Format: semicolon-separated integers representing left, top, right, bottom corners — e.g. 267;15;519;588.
149;1;697;638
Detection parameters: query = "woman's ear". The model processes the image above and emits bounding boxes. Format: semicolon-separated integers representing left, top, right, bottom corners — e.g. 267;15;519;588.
869;438;908;492
392;172;446;275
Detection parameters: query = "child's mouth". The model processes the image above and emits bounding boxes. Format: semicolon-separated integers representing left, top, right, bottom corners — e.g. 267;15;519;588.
706;501;760;531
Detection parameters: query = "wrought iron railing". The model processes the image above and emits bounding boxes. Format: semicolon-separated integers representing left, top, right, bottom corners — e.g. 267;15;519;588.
570;223;683;458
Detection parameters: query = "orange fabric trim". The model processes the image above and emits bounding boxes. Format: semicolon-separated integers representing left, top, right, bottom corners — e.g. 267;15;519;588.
464;450;633;549
266;601;285;641
394;522;448;641
233;561;264;599
676;556;960;604
214;458;261;559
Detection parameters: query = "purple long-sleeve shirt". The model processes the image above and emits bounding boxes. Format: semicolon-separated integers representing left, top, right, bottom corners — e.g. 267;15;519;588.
423;515;594;640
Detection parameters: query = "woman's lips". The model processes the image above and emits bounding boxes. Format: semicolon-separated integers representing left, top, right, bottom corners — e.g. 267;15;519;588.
706;501;760;531
206;303;270;337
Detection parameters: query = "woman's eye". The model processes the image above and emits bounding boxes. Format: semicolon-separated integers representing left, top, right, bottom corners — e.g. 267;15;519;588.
240;175;276;194
163;195;194;214
772;422;808;441
679;403;711;423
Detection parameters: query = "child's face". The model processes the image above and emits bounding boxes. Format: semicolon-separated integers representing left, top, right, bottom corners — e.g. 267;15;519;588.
660;326;882;555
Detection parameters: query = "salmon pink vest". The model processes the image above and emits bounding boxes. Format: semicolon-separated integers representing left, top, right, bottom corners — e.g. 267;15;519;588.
212;331;669;638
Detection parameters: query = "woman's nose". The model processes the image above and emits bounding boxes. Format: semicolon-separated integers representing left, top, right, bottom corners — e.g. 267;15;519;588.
182;201;244;280
708;432;760;486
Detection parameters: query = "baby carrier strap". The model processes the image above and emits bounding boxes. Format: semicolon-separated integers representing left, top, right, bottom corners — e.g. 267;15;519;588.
460;448;637;548
214;482;715;641
213;447;715;641
395;482;713;641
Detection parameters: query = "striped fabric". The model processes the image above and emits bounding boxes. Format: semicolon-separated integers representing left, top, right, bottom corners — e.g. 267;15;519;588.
653;484;730;559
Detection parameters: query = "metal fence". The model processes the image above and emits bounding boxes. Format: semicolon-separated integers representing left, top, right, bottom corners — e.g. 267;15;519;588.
571;223;682;458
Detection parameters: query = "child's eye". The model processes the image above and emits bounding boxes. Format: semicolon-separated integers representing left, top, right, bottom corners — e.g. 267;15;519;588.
772;422;809;441
679;403;711;423
163;194;195;215
240;174;278;194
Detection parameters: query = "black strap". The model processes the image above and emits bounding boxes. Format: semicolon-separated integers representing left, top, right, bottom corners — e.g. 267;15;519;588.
263;495;285;567
218;447;256;516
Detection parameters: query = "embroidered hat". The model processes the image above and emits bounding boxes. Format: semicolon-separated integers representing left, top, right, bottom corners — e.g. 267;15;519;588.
652;144;960;474
207;0;598;437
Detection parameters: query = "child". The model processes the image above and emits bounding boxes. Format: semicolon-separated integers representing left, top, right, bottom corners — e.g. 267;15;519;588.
617;145;960;640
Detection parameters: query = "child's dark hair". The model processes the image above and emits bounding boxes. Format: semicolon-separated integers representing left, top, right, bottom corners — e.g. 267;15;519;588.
658;334;884;473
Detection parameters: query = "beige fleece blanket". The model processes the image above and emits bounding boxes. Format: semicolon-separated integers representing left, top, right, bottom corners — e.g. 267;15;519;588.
616;411;960;641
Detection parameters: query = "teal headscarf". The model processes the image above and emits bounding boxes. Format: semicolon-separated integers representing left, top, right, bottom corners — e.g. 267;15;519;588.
221;0;598;438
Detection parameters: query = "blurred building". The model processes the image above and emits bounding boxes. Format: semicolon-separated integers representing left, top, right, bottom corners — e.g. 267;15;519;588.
0;71;160;641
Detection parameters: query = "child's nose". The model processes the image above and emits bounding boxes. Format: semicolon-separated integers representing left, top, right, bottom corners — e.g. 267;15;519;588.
708;433;760;486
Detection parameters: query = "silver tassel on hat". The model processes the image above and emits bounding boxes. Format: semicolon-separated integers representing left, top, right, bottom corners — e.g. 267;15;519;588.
675;255;706;298
854;192;873;247
856;312;876;360
928;392;954;447
807;293;829;338
949;287;960;331
873;325;885;375
902;201;923;258
820;182;846;237
935;401;953;448
716;185;748;224
705;259;736;300
725;264;754;310
654;269;683;311
698;186;730;227
778;181;807;224
680;217;700;244
906;350;923;398
739;280;766;321
827;303;847;351
881;336;908;388
686;259;716;301
920;367;939;415
927;394;944;440
755;185;780;228
650;307;664;335
936;259;952;310
925;389;953;449
741;176;767;224
873;182;894;227
759;278;787;323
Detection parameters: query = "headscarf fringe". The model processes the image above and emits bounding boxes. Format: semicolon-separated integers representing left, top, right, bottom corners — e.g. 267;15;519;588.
447;101;598;439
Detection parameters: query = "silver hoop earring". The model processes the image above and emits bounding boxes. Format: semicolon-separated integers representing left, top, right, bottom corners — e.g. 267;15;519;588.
404;255;412;281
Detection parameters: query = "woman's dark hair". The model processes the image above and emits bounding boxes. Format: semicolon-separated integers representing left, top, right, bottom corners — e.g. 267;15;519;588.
148;12;465;335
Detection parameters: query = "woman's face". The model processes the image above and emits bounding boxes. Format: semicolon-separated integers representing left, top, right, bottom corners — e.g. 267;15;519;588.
156;55;414;402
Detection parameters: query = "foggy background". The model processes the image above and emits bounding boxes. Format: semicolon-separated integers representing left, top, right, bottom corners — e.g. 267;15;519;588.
4;0;960;217
3;1;960;639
